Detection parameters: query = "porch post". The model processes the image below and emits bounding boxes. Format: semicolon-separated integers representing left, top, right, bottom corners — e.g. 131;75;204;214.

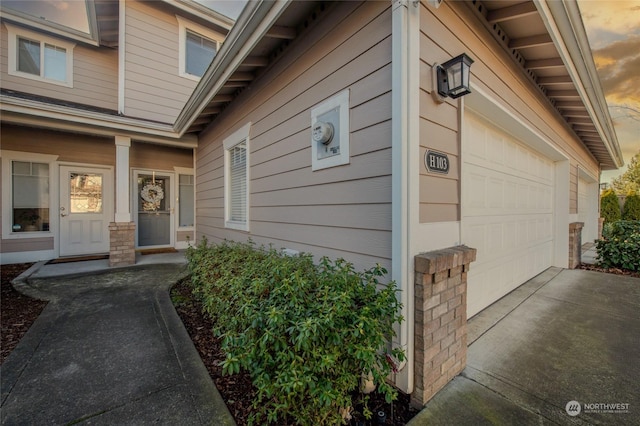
110;135;135;266
115;136;131;222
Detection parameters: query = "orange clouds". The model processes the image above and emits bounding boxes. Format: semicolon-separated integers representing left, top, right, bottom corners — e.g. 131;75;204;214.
592;36;640;104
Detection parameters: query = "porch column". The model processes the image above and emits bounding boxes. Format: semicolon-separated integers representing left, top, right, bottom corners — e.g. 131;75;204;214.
110;136;135;267
115;136;131;222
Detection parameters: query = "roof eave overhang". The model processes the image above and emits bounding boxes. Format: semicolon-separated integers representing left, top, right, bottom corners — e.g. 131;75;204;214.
534;0;624;170
0;6;101;47
0;95;197;148
174;0;292;135
160;0;235;30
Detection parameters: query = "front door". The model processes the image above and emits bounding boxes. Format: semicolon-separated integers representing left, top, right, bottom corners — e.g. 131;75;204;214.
135;171;173;248
59;165;113;256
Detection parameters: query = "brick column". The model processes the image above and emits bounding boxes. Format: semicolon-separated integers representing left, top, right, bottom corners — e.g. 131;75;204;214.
598;217;605;240
568;222;584;269
109;222;135;267
412;246;477;408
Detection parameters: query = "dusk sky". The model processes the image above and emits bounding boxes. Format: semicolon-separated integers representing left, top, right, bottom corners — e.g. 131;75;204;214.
579;0;640;182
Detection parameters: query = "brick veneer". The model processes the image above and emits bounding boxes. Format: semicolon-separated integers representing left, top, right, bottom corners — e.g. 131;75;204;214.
598;217;604;240
412;246;477;408
108;222;135;267
568;222;584;269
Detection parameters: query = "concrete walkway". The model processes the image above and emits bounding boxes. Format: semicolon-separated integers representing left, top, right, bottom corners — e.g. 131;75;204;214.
1;253;234;425
408;267;640;425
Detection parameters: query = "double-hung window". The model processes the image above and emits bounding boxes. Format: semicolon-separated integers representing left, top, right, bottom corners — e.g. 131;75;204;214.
177;16;223;80
223;123;251;231
2;152;57;237
7;24;74;87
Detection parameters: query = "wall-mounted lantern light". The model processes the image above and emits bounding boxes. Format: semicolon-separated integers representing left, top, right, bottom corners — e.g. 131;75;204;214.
432;53;474;102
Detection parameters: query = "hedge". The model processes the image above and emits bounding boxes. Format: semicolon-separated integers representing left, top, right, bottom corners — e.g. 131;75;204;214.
186;239;405;425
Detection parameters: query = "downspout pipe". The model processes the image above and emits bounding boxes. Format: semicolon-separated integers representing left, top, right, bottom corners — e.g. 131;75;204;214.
391;0;420;395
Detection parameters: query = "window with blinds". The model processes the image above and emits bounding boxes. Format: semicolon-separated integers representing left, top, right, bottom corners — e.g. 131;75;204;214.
223;122;251;231
229;142;247;223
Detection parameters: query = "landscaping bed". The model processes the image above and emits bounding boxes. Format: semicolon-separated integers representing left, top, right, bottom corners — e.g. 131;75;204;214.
1;263;45;365
171;276;419;425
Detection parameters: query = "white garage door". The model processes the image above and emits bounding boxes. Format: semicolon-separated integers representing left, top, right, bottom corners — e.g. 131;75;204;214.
462;112;555;317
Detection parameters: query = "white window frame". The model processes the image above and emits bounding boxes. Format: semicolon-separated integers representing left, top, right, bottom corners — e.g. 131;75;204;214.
223;123;251;231
176;16;224;81
6;23;75;88
174;166;195;230
1;150;59;240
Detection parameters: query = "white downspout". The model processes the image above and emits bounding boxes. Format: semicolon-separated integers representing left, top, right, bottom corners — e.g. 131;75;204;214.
391;0;420;394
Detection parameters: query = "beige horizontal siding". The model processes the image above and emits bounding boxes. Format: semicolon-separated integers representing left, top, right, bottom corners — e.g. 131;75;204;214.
1;237;54;253
0;23;118;110
130;142;193;170
1;125;116;165
418;0;599;223
196;1;393;273
177;230;194;242
123;0;198;123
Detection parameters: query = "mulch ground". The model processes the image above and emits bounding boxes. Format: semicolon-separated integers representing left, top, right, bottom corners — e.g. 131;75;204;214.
1;263;46;365
578;263;640;278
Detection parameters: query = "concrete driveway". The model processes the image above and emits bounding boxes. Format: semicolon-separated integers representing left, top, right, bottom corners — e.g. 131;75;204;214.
409;267;640;425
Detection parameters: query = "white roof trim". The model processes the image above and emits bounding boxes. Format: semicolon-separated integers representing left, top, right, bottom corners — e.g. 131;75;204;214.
163;0;235;30
0;6;100;46
1;95;197;147
174;0;292;134
534;0;623;168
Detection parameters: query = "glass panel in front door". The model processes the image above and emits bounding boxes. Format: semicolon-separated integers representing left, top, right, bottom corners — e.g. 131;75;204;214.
69;173;103;213
137;174;170;247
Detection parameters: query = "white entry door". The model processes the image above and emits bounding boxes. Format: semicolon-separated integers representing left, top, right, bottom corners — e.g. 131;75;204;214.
59;165;113;256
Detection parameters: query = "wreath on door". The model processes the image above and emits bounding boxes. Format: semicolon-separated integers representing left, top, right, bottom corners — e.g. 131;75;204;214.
140;183;164;211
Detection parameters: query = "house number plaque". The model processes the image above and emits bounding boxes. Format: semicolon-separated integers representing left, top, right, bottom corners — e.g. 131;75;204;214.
425;150;449;174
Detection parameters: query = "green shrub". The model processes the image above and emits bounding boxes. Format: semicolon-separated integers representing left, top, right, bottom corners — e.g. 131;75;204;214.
596;220;640;271
622;193;640;220
600;189;621;223
187;239;405;425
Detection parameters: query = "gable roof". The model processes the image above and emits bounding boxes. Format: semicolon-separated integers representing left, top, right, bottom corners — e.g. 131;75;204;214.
178;0;623;170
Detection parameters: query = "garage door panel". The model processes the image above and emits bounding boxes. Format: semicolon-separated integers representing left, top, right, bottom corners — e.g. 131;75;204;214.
463;111;555;317
463;214;552;264
467;239;553;317
488;178;504;208
464;163;553;216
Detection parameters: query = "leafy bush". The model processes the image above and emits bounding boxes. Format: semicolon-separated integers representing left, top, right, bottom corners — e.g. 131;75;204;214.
187;239;405;425
600;189;621;223
596;220;640;271
622;193;640;220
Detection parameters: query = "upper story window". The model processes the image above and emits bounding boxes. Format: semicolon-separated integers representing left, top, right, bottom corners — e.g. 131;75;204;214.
6;24;75;87
177;16;223;80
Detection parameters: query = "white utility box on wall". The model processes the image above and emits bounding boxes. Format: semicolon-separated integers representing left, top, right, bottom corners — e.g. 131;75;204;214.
311;89;350;171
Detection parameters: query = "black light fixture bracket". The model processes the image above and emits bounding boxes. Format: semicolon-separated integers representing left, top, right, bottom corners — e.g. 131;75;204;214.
432;53;474;102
